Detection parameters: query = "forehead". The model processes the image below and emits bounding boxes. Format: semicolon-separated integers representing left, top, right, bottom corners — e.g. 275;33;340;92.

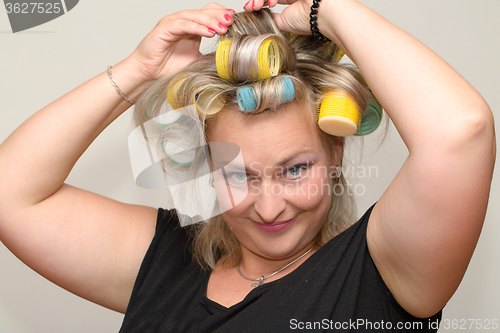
207;104;325;166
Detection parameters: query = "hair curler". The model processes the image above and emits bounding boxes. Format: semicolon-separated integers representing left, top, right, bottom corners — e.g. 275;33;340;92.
216;35;282;82
318;91;383;137
194;89;226;115
236;76;295;112
354;100;383;136
317;91;361;136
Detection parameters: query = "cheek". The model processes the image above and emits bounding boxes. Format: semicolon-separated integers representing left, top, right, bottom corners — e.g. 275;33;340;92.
286;171;332;212
220;208;250;239
213;171;250;213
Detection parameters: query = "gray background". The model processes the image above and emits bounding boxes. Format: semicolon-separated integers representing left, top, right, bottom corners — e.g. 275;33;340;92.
6;0;64;33
0;1;498;332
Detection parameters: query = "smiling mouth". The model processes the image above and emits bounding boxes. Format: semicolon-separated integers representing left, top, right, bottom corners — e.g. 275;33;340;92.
253;218;294;233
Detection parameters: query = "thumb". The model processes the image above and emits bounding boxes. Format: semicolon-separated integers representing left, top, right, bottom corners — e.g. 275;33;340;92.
272;6;310;35
272;12;284;30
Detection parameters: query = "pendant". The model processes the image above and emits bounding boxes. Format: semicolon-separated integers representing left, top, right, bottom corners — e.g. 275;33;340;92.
251;276;265;287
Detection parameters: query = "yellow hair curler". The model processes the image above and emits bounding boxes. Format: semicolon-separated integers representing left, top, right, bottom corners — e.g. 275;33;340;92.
216;40;232;80
194;89;225;115
317;91;361;136
166;77;187;110
336;49;345;62
216;36;282;81
256;38;280;80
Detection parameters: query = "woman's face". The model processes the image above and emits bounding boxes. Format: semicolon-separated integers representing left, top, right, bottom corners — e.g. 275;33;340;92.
208;104;342;260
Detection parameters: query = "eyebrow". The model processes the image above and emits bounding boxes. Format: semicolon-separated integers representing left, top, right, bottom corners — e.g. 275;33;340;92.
215;149;319;172
275;149;317;166
226;149;318;172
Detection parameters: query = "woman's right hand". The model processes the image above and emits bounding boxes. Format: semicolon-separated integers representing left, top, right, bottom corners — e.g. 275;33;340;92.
126;3;235;84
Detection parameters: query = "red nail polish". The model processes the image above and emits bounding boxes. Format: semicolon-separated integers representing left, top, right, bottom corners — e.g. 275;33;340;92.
218;23;228;30
244;1;250;8
252;0;255;10
224;14;233;21
226;8;235;12
208;28;216;35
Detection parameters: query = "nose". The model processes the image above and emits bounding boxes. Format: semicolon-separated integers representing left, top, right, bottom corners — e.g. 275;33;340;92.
253;179;286;223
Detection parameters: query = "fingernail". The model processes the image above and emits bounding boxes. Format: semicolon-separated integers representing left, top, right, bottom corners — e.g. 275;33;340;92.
244;1;250;8
252;1;255;10
224;14;233;21
226;8;235;12
208;28;216;35
218;23;228;30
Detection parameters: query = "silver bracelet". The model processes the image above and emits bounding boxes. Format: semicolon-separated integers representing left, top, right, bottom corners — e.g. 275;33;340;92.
107;65;136;105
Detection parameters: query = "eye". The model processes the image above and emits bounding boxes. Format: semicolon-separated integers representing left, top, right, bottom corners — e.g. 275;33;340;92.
225;171;251;186
232;172;247;181
283;164;309;180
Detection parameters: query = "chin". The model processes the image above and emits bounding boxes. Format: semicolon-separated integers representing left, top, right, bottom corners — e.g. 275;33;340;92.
230;214;324;260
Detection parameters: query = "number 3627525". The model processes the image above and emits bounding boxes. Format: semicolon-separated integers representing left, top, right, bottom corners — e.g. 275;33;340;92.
5;3;62;14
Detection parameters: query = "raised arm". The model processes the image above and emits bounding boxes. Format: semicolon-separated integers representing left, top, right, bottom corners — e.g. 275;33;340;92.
0;3;234;313
264;0;496;317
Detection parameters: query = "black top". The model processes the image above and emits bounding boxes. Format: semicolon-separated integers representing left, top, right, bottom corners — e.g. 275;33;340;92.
119;204;442;332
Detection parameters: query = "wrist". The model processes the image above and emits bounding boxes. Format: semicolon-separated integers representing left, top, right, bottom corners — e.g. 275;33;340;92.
310;0;331;42
315;0;355;50
107;58;154;104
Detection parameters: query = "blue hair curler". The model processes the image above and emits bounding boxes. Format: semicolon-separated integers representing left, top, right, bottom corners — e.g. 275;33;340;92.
237;86;258;112
236;77;295;112
280;76;295;103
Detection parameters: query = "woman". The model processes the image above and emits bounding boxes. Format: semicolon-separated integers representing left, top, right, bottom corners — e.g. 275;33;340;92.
0;0;495;332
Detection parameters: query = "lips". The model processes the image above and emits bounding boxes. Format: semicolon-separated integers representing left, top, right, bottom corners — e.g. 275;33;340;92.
253;218;294;233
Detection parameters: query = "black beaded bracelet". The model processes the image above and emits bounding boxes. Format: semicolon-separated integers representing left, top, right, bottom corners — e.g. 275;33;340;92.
310;0;331;43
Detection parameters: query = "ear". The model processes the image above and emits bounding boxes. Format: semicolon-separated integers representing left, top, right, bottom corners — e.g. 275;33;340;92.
331;137;344;166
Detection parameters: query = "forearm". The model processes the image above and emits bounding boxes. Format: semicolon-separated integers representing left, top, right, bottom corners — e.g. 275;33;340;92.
0;58;152;208
319;0;494;153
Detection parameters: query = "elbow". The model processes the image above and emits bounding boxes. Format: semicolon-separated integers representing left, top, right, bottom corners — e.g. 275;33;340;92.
468;106;495;156
447;104;496;156
422;103;497;174
465;104;495;140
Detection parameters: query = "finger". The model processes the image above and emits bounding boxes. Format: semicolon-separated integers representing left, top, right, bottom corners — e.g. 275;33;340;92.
251;0;265;11
272;12;283;30
266;0;280;8
244;0;288;11
197;8;234;34
243;0;253;11
156;19;218;40
171;9;234;35
277;0;298;4
202;2;227;10
271;11;304;35
244;0;272;11
256;0;298;7
202;3;236;17
200;1;235;15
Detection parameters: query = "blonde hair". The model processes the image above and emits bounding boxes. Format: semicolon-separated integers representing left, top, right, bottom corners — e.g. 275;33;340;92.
133;9;380;270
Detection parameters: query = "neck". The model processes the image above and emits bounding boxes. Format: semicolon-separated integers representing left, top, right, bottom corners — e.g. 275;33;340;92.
238;243;316;279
